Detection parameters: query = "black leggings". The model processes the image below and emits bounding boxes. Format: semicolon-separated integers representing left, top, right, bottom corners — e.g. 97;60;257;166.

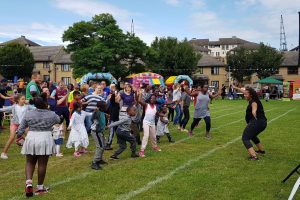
180;106;190;129
190;116;211;132
55;106;70;128
168;107;174;121
113;130;137;157
242;119;267;149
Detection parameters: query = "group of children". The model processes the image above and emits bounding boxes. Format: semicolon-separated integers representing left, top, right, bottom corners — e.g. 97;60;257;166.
65;89;172;170
0;82;179;171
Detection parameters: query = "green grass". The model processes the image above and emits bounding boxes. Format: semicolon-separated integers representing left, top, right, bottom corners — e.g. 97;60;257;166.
0;100;300;200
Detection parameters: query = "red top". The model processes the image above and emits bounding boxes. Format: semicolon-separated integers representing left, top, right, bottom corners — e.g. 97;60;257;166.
69;99;81;118
55;88;68;107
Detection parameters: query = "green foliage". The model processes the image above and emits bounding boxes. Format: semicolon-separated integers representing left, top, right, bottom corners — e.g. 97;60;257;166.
252;44;283;79
125;33;148;74
226;43;283;83
146;37;200;77
0;101;299;199
226;48;253;83
0;43;34;80
63;13;148;79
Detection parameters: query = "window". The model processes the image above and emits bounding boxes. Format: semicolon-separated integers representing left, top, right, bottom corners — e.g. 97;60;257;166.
216;52;220;57
43;62;49;69
43;75;50;81
211;81;219;88
61;64;71;72
226;45;229;50
221;45;225;50
288;66;298;75
273;68;279;74
198;67;203;74
62;77;71;85
211;67;220;75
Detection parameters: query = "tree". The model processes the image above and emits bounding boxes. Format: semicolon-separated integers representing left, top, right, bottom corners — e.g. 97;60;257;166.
251;44;283;79
63;13;148;79
124;33;148;74
146;37;200;77
226;48;253;83
226;43;284;83
0;43;34;80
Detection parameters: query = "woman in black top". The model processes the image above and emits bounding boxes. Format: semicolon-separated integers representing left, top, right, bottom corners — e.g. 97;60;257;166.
106;84;120;150
234;86;267;160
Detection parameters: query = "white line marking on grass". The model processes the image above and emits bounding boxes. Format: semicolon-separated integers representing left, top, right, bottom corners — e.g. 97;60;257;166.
8;108;284;200
211;110;244;119
116;136;242;200
168;108;276;146
115;108;293;200
5;107;275;179
1;105;247;177
211;106;243;114
267;108;296;123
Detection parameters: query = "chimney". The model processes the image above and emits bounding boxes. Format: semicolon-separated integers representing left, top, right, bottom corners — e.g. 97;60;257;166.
298;12;300;67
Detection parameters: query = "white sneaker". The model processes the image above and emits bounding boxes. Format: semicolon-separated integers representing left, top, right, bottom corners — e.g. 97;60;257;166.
56;153;63;157
1;153;8;159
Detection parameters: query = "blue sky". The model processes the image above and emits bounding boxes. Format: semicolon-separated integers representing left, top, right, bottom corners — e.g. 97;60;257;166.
0;0;299;49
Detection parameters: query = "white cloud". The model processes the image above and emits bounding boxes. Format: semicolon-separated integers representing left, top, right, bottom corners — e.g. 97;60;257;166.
165;0;180;6
190;0;205;9
235;0;257;7
258;0;300;10
190;0;300;49
54;0;134;34
53;0;158;45
190;11;270;43
0;23;66;45
54;0;132;19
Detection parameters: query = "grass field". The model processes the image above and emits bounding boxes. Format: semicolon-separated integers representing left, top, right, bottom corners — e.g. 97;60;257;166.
0;100;299;200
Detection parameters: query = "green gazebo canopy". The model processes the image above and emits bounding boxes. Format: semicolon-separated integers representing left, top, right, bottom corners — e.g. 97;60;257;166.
255;77;283;85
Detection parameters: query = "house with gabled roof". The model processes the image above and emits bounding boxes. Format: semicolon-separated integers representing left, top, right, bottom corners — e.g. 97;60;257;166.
0;36;75;84
190;36;259;63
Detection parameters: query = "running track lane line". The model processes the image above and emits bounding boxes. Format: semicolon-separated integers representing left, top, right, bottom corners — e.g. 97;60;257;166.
168;108;276;147
8;108;280;200
2;105;248;178
115;108;296;200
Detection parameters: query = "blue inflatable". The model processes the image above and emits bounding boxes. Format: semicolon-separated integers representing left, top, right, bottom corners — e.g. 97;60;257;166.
174;75;193;87
80;73;117;85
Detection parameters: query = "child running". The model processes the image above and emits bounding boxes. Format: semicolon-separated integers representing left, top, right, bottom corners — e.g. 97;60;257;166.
66;102;90;157
0;94;34;159
138;92;161;158
90;101;108;170
108;106;139;160
156;104;175;143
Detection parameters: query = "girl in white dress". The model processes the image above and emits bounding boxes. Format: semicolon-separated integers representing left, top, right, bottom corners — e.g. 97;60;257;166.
156;105;175;143
66;102;91;157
